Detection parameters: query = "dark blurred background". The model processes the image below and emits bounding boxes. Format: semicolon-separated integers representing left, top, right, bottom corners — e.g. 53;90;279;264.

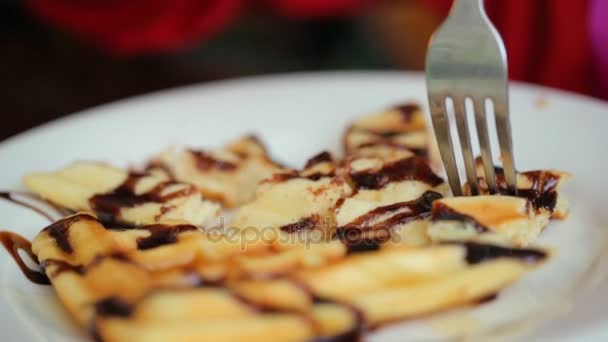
1;0;605;141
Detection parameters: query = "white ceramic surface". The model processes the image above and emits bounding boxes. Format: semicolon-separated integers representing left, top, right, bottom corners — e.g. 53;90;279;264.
1;72;607;342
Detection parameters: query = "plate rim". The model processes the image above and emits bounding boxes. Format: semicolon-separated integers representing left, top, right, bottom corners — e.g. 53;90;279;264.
2;70;607;149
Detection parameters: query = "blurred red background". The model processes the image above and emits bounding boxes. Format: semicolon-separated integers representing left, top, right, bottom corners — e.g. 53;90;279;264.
1;0;605;141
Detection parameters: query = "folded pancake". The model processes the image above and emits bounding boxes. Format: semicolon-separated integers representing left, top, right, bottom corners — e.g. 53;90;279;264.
335;155;449;250
3;102;570;342
231;152;352;249
343;103;430;159
298;242;546;326
232;152;449;252
429;163;570;246
148;135;283;207
23;163;220;226
464;160;571;219
428;196;541;246
25;213;547;342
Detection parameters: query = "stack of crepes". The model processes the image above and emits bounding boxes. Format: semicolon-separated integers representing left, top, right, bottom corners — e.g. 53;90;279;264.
11;103;569;341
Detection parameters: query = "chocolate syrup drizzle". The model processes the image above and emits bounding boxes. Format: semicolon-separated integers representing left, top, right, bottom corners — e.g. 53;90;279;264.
484;165;562;212
40;259;86;277
461;242;547;265
339;191;441;230
0;231;50;284
431;203;489;233
0;191;61;222
189;150;237;171
42;213;98;254
518;171;561;211
350;156;443;190
269;169;335;183
336;191;442;253
0;191;81;285
94;296;134;317
305;151;333;169
476;293;498;305
394;104;419;123
279;217;318;234
135;224;198;250
41;252;131;278
89;173;195;217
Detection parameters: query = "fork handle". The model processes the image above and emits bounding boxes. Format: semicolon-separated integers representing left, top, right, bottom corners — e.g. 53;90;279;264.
451;0;484;17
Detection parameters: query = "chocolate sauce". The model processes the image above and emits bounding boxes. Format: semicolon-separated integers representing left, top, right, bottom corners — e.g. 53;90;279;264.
521;189;558;212
90;173;195;216
336;191;442;253
41;213;97;254
269;169;334;183
41;259;85;277
279;217;318;234
431;203;489;233
269;171;300;183
90;293;136;341
476;293;498;304
305;151;333;169
394;103;419;122
335;222;390;254
341;237;382;254
136;224;198;250
0;231;50;284
340;191;442;230
350;156;443;190
189;150;237;171
305;172;335;181
95;214;136;230
461;242;547;265
94;297;133;317
41;252;131;278
407;148;428;159
377;131;401;138
518;171;561;211
482;163;562;212
335;198;346;210
90;295;138;342
0;192;55;222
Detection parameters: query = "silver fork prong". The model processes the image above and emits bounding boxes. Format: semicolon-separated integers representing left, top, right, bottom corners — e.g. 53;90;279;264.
472;98;498;193
426;0;516;197
493;97;518;195
453;97;479;195
429;96;462;196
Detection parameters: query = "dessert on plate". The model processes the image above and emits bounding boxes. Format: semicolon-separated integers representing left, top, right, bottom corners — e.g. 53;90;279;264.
0;102;569;341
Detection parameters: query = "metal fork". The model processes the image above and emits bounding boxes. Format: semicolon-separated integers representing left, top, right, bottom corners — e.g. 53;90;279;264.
425;0;517;196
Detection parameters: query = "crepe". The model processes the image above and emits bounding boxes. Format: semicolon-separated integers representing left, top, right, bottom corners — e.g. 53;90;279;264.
148;135;283;207
0;103;571;342
27;213;546;342
23;163;220;227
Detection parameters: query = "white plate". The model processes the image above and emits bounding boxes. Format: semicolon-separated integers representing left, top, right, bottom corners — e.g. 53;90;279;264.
1;72;607;342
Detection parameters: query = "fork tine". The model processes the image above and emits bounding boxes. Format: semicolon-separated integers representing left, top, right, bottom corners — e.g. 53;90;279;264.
428;96;462;196
472;98;498;193
453;97;479;195
493;96;518;195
